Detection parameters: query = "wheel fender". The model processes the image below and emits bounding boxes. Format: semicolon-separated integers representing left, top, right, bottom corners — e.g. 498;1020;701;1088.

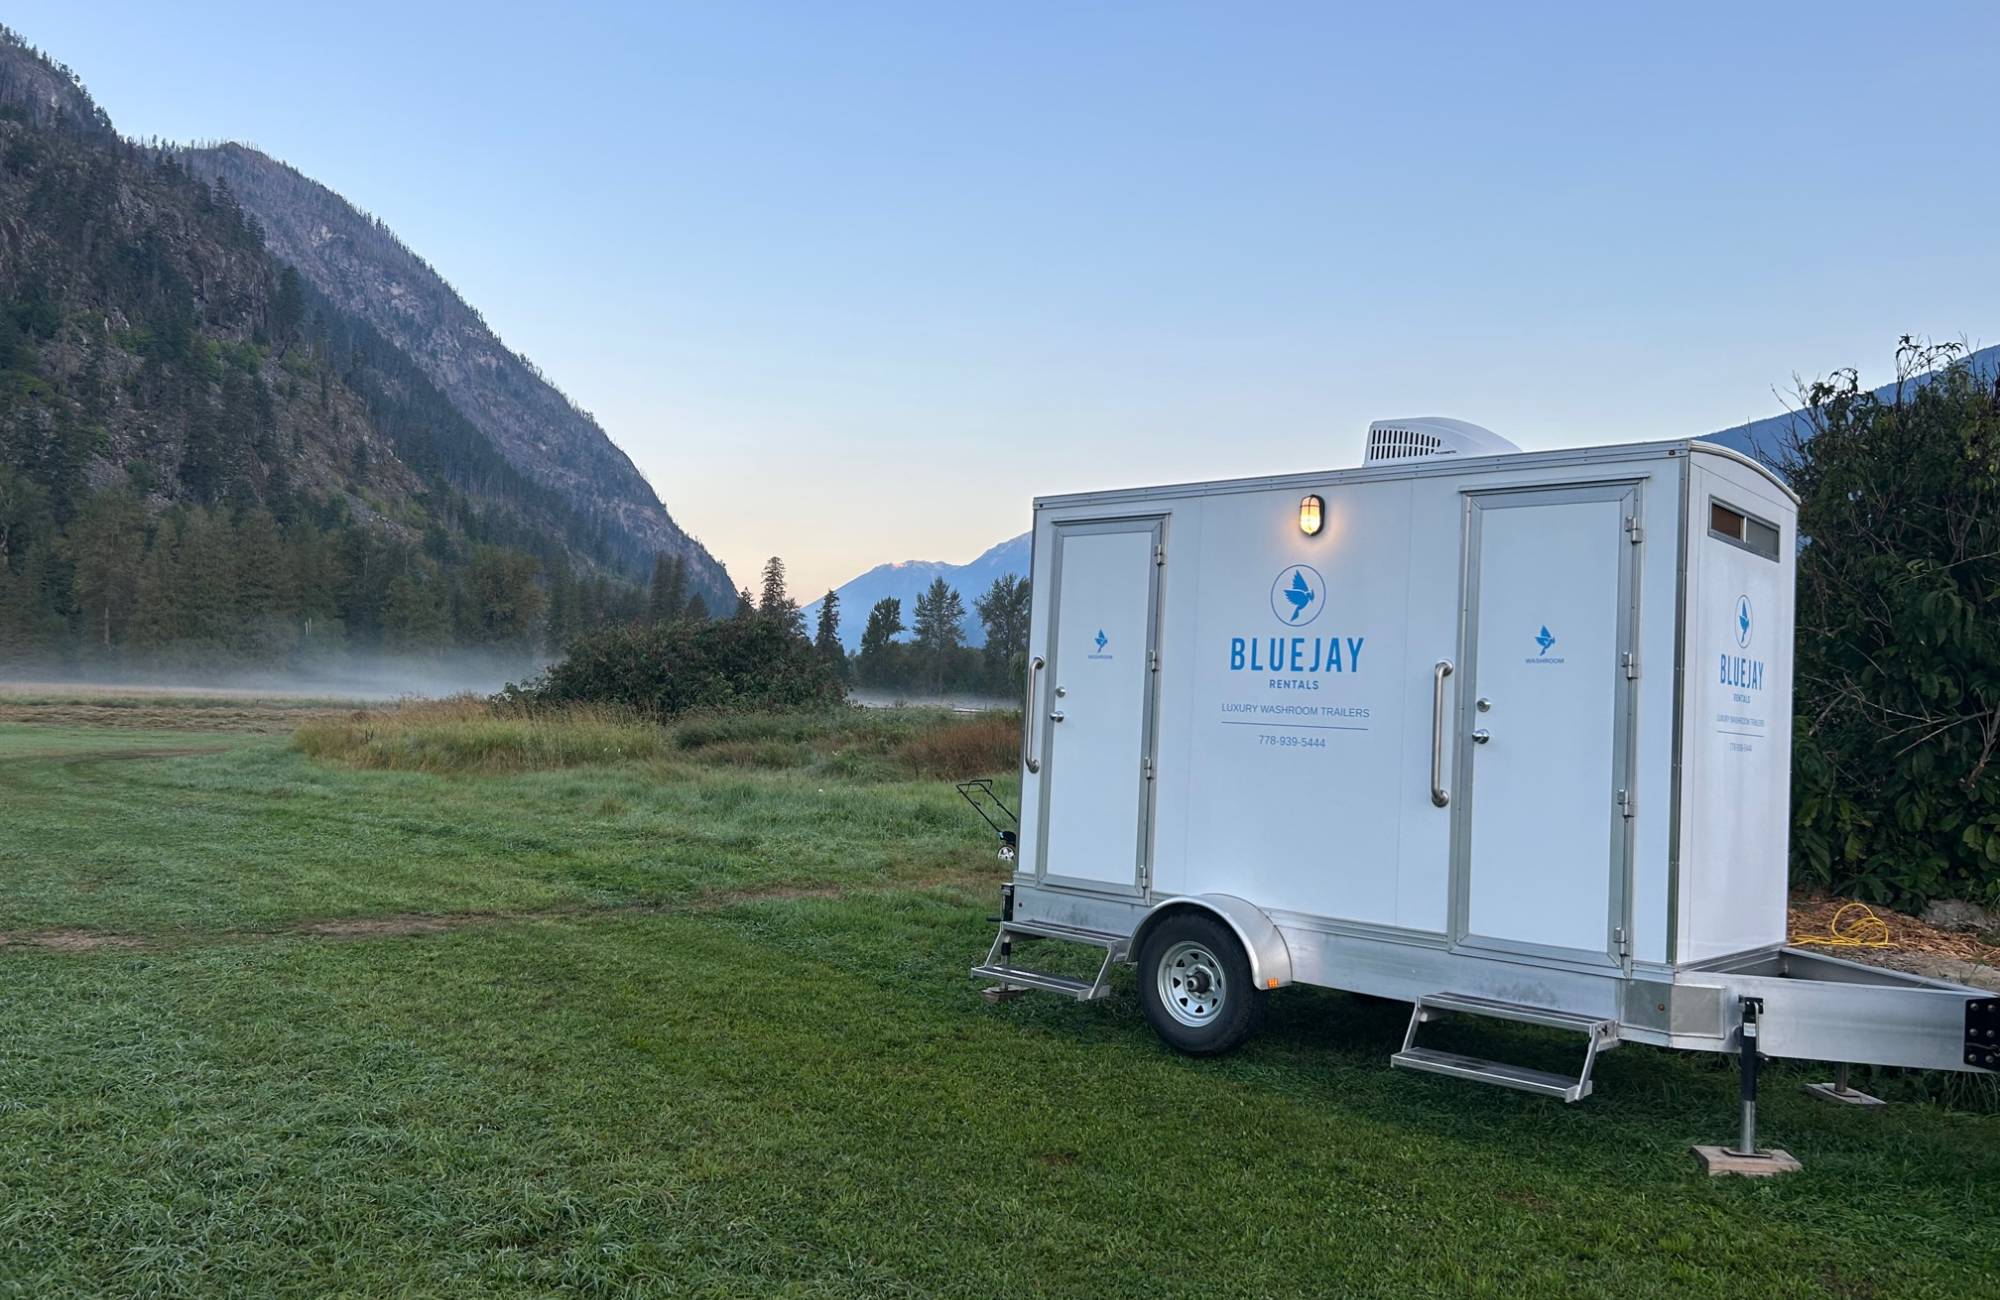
1133;894;1293;990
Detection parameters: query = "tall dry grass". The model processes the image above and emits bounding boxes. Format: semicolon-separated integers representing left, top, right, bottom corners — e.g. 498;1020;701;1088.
295;697;1024;780
295;695;671;774
894;713;1019;778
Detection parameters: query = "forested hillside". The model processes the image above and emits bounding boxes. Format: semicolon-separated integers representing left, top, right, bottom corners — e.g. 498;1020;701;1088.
0;29;695;671
179;142;733;611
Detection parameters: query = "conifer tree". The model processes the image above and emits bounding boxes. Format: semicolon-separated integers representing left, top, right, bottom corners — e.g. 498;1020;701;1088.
130;514;185;647
544;551;576;651
384;561;450;652
974;573;1032;696
68;488;145;650
177;507;241;649
757;556;805;637
813;588;845;678
647;553;687;624
912;578;967;695
288;520;342;648
0;542;64;656
857;596;905;688
234;507;295;655
462;546;545;648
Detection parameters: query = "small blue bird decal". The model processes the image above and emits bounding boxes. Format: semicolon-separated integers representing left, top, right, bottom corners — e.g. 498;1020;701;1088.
1282;570;1315;623
1535;625;1556;654
1738;601;1751;645
1094;629;1108;651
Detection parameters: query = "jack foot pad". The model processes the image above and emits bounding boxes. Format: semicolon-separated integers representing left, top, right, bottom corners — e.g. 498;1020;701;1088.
1692;1145;1802;1177
981;984;1028;1003
1804;1081;1885;1107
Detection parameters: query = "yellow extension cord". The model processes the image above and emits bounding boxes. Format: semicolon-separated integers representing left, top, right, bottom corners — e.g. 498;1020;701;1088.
1789;901;1892;949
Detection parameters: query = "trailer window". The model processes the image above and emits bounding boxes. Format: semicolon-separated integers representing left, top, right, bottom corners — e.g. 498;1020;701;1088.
1708;498;1779;560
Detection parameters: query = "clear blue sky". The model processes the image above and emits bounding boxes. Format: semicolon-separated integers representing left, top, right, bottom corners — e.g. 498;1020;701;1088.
11;2;1996;596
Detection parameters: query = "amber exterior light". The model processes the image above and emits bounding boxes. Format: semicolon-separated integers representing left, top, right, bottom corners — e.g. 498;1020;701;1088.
1298;494;1324;536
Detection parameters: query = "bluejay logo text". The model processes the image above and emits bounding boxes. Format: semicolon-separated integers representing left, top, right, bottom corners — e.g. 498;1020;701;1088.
1231;566;1362;687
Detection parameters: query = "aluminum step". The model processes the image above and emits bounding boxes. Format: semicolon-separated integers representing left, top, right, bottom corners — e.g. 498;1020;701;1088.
971;918;1129;1002
1393;992;1620;1103
1415;992;1621;1044
994;917;1129;952
969;963;1112;1000
1390;1047;1594;1101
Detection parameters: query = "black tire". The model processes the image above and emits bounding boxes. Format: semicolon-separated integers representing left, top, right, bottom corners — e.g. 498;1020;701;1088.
1137;912;1265;1056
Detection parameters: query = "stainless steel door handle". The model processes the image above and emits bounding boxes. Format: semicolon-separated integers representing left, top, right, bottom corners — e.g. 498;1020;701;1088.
1049;710;1066;723
1430;660;1453;807
1472;729;1491;745
1022;655;1046;773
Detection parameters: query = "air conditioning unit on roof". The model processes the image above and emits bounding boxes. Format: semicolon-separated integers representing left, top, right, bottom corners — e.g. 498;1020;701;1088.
1364;417;1519;464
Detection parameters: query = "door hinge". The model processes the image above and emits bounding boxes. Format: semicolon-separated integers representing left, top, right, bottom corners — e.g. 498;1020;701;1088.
1153;543;1165;565
1617;788;1634;818
1147;647;1159;672
1142;756;1155;781
1624;515;1644;543
1621;650;1639;680
1614;925;1630;957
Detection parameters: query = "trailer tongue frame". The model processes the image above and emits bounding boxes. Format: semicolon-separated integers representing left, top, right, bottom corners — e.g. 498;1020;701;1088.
971;431;1992;1167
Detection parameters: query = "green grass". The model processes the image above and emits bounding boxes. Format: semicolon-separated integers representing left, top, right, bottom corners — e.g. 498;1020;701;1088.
0;721;259;758
1;702;1997;1296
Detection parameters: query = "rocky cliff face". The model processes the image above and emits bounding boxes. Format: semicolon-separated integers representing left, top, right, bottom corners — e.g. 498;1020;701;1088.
180;143;733;608
0;32;109;139
0;35;430;534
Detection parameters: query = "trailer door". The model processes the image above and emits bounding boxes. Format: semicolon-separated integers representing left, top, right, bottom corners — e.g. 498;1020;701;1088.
1033;517;1163;895
1452;484;1638;969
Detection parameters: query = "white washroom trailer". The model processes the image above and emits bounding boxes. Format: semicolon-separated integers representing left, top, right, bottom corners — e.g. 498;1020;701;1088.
975;421;1994;1141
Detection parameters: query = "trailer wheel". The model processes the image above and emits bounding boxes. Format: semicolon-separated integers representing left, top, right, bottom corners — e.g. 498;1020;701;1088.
1137;912;1264;1056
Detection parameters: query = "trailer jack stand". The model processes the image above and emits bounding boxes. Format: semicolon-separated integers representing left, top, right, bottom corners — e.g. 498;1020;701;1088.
1804;1060;1885;1107
1693;998;1802;1177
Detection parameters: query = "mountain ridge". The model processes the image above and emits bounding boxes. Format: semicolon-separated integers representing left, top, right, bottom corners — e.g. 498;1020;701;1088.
806;533;1029;651
177;142;734;610
0;26;679;665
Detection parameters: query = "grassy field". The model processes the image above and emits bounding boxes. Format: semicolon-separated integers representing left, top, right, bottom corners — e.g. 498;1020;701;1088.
1;697;1997;1297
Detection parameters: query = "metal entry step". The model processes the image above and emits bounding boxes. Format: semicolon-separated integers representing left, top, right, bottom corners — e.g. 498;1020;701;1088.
1390;992;1621;1103
971;918;1129;1002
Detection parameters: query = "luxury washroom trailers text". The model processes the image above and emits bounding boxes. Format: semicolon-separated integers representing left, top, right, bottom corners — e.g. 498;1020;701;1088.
975;422;1993;1114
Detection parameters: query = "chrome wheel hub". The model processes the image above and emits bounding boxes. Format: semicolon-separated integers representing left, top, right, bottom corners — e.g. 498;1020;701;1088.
1158;940;1227;1027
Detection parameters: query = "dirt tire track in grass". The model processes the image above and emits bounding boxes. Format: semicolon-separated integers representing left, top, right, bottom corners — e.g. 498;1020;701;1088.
0;929;148;953
0;868;990;955
53;746;236;762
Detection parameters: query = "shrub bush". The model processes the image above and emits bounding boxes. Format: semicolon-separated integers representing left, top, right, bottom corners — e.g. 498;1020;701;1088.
1787;340;2000;908
522;617;847;717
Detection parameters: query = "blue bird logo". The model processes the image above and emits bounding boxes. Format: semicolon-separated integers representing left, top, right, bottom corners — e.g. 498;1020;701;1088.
1282;570;1315;623
1535;625;1556;655
1268;564;1326;626
1735;596;1752;648
1094;629;1108;652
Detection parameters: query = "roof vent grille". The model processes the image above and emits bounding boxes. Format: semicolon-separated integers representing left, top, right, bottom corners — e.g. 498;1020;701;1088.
1364;417;1520;465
